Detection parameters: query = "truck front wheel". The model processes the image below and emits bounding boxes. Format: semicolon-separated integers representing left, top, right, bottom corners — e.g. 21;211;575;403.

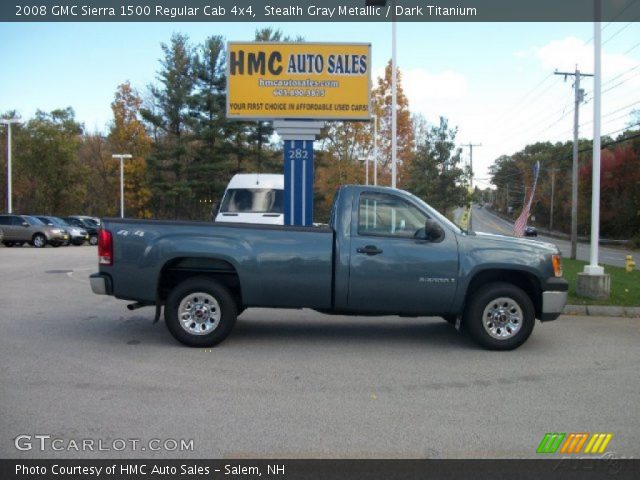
165;277;238;347
464;282;535;350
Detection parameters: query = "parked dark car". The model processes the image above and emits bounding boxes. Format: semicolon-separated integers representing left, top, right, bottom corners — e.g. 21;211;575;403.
524;226;538;237
0;214;69;247
68;215;101;227
36;216;89;246
63;217;99;245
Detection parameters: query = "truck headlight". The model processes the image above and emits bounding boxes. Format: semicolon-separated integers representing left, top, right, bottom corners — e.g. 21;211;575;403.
552;254;563;277
51;228;62;234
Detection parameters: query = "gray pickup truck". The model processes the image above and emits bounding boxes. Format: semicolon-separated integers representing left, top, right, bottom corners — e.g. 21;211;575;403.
90;185;567;350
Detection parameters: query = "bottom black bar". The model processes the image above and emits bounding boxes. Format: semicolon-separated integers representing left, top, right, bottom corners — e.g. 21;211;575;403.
2;459;639;480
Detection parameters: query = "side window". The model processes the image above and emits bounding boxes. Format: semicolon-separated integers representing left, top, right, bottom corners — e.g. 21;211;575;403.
10;216;23;226
358;192;428;238
0;216;9;226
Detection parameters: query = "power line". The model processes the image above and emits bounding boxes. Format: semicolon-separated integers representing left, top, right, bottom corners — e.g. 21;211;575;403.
623;39;640;55
602;21;636;46
602;69;640;95
602;62;640;88
558;99;640;137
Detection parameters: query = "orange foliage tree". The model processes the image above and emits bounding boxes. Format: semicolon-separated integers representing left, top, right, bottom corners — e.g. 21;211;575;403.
109;82;152;218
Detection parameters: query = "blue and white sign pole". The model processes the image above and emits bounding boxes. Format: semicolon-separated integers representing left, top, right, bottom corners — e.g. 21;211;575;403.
274;121;324;226
283;139;314;226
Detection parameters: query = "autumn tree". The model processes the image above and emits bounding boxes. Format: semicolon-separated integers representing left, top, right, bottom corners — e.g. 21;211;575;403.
373;60;414;187
13;108;84;214
109;82;152;218
77;132;116;216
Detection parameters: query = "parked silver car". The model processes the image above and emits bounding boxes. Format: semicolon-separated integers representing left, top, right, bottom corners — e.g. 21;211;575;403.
0;214;69;247
36;216;89;246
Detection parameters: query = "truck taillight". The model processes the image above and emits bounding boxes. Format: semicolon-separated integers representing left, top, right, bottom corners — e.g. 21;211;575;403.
98;229;113;265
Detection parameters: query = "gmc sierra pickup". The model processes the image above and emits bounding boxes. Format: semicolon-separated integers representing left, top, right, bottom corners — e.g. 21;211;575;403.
90;185;568;350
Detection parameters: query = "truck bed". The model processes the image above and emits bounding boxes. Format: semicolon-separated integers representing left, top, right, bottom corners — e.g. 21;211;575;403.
101;218;335;309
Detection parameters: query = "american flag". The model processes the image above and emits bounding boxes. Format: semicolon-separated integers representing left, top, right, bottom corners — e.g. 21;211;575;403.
514;161;540;237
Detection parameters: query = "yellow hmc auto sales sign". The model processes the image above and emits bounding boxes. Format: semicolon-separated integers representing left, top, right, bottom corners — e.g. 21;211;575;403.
226;42;371;120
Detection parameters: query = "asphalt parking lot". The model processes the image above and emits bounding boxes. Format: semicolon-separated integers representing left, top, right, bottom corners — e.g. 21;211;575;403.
1;246;639;459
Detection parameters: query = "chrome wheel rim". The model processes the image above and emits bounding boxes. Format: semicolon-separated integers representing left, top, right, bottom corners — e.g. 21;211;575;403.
178;292;221;336
89;236;97;245
482;297;523;340
34;236;45;247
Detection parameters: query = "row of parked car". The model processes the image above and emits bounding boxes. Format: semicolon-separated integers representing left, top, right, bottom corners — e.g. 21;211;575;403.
0;214;100;248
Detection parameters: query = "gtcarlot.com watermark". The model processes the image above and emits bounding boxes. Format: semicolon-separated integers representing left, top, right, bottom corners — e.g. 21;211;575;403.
14;434;194;453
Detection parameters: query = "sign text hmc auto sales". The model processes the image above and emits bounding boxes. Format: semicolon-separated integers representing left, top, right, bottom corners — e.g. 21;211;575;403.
226;42;371;120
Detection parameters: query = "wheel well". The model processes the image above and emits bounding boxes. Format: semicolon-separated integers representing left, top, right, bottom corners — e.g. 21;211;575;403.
465;269;542;318
158;257;243;308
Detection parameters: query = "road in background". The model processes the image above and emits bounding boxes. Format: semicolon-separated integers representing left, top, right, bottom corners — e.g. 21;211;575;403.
470;205;638;270
1;247;639;459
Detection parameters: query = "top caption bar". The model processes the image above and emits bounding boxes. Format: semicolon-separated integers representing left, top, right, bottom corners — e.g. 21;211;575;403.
3;0;640;22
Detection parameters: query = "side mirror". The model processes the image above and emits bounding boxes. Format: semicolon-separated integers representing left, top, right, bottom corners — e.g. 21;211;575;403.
22;221;29;227
424;219;445;242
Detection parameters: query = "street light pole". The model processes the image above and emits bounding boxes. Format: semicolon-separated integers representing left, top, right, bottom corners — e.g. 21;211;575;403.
112;154;132;218
373;113;378;186
585;17;604;276
391;9;397;188
1;118;20;214
365;0;395;187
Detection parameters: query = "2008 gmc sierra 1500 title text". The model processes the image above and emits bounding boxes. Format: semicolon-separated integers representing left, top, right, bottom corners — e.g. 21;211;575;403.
90;185;568;350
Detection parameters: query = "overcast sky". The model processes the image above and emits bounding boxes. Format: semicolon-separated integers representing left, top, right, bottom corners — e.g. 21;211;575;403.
1;21;639;188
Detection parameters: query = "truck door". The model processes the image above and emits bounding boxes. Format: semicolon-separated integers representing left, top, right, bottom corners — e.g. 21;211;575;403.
347;191;459;315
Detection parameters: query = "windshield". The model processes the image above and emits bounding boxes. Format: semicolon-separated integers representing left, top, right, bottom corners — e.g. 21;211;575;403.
38;216;67;227
220;188;283;214
25;216;45;226
408;194;465;234
51;217;71;227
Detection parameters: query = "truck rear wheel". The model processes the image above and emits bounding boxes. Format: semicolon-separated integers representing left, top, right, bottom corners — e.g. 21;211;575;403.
464;282;535;350
164;277;238;347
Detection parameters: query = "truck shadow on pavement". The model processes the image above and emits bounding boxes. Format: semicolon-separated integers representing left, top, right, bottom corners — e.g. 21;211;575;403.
73;311;476;350
228;315;473;349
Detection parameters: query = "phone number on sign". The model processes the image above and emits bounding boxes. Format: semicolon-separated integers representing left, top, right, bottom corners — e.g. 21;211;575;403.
273;89;327;97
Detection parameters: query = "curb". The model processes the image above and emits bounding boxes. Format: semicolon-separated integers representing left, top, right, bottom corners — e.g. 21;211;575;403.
563;305;640;317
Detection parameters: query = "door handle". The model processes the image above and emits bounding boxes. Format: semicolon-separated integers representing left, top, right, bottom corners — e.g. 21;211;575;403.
357;245;383;255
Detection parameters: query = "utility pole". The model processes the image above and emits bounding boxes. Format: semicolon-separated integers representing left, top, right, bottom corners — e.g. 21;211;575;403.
555;67;593;259
506;184;510;213
463;143;481;230
549;167;560;230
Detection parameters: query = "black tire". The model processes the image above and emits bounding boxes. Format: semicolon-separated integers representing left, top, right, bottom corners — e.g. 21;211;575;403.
14;241;24;247
464;282;535;351
72;240;84;246
89;235;98;246
164;277;238;347
31;233;47;248
3;241;14;247
51;242;60;248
